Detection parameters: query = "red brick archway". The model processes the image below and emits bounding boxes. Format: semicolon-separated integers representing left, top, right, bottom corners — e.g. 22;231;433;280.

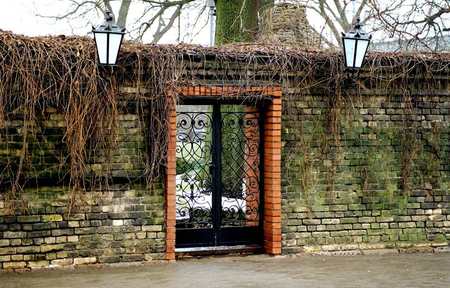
165;86;282;260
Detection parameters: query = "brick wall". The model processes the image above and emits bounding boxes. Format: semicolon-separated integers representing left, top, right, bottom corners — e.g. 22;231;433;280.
0;93;166;270
0;186;165;270
0;95;147;182
179;52;450;255
1;34;450;269
282;91;450;254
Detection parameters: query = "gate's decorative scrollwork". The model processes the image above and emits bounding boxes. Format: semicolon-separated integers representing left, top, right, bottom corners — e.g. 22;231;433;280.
221;110;260;227
176;110;213;228
176;105;261;232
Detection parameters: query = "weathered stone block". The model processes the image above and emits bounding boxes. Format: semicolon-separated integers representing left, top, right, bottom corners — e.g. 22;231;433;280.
302;219;321;225
377;216;394;222
4;231;27;238
113;220;124;226
52;229;74;236
67;236;79;242
3;261;27;270
41;244;64;253
28;230;51;238
28;260;49;269
50;258;73;267
32;223;55;231
341;218;357;224
32;238;44;245
55;236;67;243
42;215;63;222
0;255;11;262
399;222;416;228
142;225;162;232
74;257;97;265
98;256;121;263
17;216;41;223
322;219;340;225
16;246;39;254
358;217;375;223
68;221;80;228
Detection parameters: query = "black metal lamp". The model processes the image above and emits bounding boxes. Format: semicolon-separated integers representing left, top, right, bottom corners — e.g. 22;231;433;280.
92;11;126;66
341;18;371;69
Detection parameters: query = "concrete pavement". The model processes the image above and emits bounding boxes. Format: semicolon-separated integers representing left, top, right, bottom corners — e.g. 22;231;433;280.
1;253;449;288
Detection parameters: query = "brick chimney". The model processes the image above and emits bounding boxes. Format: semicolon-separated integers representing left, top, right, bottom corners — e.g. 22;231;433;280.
258;3;322;49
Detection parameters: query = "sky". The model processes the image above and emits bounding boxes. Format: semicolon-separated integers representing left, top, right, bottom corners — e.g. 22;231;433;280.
0;0;81;36
0;0;211;45
0;0;448;50
0;0;365;46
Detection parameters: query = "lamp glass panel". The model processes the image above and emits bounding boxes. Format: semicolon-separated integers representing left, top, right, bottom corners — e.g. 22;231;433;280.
354;39;369;68
94;32;108;64
343;38;356;67
108;33;123;65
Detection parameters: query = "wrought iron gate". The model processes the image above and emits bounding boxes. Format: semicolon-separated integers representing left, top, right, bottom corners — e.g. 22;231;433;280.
175;104;263;248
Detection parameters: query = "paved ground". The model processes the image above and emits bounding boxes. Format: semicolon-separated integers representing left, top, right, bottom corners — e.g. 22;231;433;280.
1;253;449;288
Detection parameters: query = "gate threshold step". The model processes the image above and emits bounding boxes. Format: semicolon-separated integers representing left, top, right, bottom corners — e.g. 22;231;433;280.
175;244;262;257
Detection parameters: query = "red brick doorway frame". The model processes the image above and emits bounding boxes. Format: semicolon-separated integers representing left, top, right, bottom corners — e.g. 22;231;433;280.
165;86;282;260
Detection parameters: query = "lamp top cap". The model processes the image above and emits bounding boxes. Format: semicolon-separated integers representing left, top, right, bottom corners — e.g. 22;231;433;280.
92;11;126;33
343;17;372;40
105;11;114;23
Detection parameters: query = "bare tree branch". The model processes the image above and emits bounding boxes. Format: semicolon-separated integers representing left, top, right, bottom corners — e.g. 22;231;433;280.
39;0;450;51
37;0;104;20
152;5;182;43
291;0;450;51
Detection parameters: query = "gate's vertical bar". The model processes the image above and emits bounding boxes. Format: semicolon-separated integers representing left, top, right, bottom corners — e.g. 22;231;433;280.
263;88;282;255
165;96;177;260
211;103;222;245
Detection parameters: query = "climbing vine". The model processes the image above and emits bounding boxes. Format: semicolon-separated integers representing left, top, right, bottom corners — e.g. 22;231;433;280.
0;31;449;214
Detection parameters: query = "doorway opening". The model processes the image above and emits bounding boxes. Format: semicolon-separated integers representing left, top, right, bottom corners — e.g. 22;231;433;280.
165;86;282;260
175;104;263;248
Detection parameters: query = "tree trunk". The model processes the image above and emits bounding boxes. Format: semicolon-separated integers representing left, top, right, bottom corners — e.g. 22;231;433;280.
214;1;273;201
117;0;132;27
215;0;273;45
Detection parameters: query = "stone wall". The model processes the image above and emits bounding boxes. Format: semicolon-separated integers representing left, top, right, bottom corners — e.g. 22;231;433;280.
281;88;450;254
0;94;166;270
